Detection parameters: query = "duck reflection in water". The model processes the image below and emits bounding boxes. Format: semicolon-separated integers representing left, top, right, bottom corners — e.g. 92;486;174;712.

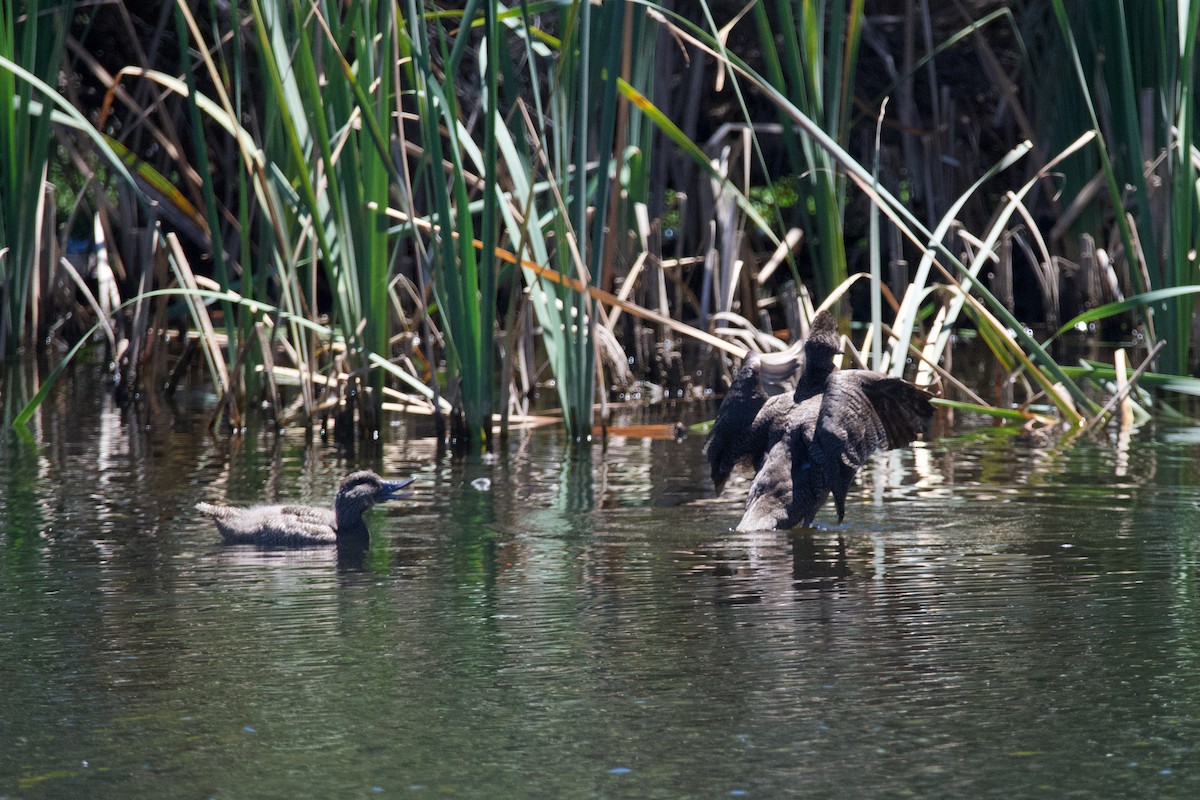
196;471;414;548
791;531;849;585
705;310;935;531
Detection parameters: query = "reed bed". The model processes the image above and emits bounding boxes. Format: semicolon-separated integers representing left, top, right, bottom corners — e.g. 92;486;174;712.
3;0;1199;451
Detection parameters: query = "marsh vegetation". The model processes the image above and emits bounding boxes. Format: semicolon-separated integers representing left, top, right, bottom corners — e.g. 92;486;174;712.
3;0;1200;450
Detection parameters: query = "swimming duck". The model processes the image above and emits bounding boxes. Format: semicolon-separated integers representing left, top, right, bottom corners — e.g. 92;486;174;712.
707;310;934;530
196;470;414;547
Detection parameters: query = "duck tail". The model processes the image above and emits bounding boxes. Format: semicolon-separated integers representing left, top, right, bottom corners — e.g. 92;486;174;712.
195;501;231;519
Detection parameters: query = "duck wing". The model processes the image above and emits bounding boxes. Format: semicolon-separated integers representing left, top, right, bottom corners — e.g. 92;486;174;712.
704;356;766;494
277;504;337;527
859;376;935;450
248;505;338;546
705;342;804;493
812;371;934;522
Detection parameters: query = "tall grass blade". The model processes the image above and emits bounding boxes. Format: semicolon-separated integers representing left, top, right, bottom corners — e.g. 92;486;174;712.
0;4;76;354
647;8;1095;419
1046;0;1200;375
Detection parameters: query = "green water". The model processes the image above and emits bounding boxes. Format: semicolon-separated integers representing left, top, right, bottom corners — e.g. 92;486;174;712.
3;381;1200;798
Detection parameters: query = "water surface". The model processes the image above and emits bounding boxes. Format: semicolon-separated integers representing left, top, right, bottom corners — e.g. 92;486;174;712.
3;380;1200;798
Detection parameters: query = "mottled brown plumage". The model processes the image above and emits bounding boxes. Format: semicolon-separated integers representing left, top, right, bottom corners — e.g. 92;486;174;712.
196;471;414;547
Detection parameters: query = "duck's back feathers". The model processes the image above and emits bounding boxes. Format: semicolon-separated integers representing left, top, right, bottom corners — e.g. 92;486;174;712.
276;504;338;526
738;394;827;531
195;501;339;546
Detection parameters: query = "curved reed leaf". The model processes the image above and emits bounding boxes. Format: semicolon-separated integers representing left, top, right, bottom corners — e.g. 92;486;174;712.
898;133;1098;415
1065;362;1200;398
617;78;780;250
101;135;206;234
1050;286;1200;344
884;141;1033;376
0;56;141;195
104;69;265;170
931;398;1050;423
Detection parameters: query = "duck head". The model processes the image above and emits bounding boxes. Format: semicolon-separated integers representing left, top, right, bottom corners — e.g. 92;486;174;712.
800;310;840;386
334;471;415;529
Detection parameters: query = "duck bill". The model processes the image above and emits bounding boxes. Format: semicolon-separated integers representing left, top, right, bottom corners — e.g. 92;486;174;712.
377;476;416;501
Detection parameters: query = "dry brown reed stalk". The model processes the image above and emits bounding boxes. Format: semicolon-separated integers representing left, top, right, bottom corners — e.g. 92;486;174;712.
377;204;747;358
